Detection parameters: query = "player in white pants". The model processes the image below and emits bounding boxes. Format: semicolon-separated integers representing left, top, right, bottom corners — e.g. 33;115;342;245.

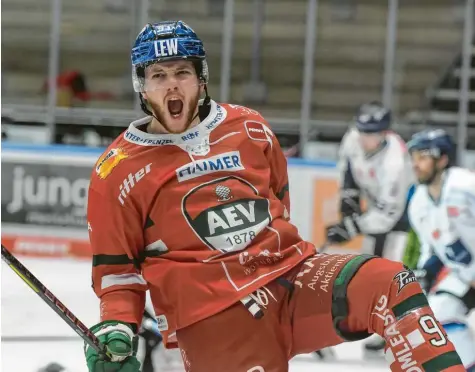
408;128;475;371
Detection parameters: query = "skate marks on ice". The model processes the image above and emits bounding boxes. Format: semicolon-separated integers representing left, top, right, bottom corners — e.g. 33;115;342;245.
1;338;183;372
1;340;84;372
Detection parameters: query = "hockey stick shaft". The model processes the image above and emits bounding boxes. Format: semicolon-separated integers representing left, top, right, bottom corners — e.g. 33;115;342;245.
1;244;110;359
318;242;329;253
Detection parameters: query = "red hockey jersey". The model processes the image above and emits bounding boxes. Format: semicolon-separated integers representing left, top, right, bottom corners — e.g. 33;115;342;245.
87;100;316;347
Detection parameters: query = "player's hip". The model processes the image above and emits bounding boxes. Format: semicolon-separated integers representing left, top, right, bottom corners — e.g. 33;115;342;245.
151;242;315;344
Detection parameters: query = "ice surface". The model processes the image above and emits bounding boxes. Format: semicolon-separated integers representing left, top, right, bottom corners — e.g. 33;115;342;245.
1;257;390;372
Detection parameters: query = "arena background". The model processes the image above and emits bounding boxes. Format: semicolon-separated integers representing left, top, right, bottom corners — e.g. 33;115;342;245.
2;0;475;371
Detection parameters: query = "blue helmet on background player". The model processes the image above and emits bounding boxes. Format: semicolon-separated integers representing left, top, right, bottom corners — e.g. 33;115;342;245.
407;129;455;166
353;101;392;153
355;101;391;133
131;20;210;117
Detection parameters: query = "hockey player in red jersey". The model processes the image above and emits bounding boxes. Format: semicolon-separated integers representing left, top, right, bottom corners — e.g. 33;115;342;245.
85;20;464;372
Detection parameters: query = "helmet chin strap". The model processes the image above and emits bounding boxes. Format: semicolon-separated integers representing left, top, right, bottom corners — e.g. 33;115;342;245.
139;84;211;134
197;85;211;121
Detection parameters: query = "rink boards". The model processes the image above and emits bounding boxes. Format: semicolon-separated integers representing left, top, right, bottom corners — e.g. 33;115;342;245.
1;142;366;259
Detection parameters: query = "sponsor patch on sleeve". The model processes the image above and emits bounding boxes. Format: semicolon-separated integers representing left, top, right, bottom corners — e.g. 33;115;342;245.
244;120;273;142
393;268;418;294
95;148;128;179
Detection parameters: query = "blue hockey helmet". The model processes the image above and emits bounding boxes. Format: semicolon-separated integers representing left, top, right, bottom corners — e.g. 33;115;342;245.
355;101;391;133
131;20;209;93
407;129;455;165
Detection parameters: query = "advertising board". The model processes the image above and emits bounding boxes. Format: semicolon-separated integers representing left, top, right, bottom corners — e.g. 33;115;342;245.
1;144;101;258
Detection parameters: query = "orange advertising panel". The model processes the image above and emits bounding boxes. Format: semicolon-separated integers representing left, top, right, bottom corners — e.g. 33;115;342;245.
1;234;92;259
312;178;365;252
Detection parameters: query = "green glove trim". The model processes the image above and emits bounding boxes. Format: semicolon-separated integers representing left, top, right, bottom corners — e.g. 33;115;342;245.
85;320;141;372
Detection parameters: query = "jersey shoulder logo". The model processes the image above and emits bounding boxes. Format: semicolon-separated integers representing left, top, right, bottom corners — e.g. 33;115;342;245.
95;148;128;179
244;120;273;142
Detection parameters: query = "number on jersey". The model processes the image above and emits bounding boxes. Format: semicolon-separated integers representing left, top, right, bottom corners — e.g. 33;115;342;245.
419;315;447;347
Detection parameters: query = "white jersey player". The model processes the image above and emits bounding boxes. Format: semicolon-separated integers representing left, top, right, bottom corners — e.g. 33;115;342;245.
324;101;415;356
326;101;415;261
408;129;475;370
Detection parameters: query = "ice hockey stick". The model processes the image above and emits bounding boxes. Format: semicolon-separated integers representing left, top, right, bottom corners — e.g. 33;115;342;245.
1;244;110;360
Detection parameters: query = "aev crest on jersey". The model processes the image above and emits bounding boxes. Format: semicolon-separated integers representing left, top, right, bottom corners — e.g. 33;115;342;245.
181;176;271;253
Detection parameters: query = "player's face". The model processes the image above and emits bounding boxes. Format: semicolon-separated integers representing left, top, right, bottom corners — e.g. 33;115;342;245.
411;151;437;184
358;132;384;153
142;60;203;134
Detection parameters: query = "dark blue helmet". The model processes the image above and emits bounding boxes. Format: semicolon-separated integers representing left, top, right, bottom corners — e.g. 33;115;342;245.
131;20;208;92
407;129;455;164
355;101;391;133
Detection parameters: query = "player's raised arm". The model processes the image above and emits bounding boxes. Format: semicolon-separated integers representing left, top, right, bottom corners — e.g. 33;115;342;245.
85;185;147;372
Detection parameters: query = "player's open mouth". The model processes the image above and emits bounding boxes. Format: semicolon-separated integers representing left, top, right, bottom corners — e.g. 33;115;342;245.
167;97;184;118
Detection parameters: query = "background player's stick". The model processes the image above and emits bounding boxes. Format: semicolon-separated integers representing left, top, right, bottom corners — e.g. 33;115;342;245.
318;242;329;253
1;244;110;360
